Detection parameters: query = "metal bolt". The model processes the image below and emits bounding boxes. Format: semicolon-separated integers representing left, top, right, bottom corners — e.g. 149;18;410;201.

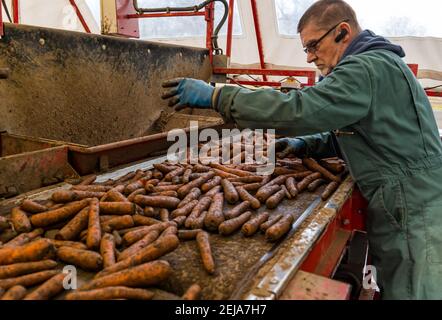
343;219;350;226
101;44;107;50
39;38;45;46
147;49;151;54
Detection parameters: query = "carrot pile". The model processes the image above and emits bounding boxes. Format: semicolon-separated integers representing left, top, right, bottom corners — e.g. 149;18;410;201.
0;136;347;300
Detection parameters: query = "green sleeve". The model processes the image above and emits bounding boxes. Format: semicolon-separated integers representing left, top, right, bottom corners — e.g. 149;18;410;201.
216;55;373;137
298;132;338;159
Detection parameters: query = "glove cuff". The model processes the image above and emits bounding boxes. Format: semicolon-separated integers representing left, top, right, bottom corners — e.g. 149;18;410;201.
211;87;223;111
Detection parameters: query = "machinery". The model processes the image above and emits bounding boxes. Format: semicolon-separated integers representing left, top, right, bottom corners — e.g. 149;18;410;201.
0;1;379;300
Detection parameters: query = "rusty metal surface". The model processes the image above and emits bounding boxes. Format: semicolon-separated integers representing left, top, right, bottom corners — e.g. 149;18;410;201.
0;132;66;156
0;23;211;145
0;145;79;199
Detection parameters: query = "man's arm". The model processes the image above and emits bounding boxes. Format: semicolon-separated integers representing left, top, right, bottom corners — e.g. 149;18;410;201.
297;132;338;159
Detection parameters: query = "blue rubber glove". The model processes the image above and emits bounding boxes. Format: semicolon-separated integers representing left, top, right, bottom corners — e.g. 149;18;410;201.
275;137;306;158
161;78;215;111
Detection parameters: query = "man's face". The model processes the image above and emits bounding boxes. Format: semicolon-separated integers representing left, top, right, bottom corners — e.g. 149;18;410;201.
300;22;347;76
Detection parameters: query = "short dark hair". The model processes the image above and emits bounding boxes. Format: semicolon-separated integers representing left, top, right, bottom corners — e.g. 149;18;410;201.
297;0;361;33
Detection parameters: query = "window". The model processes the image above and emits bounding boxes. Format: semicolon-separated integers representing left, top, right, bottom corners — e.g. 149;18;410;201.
137;0;243;39
275;0;442;38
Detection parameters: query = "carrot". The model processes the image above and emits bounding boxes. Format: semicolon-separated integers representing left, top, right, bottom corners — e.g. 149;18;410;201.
224;201;250;220
104;189;129;202
4;228;44;247
209;163;252;177
189;211;208;230
78;175;97;186
260;214;283;232
100;233;116;268
170;200;198;218
266;189;286;209
297;172;322;192
204;185;222;197
285;177;299;198
193;164;211;172
20;200;48;214
23;272;66;300
83;260;171;290
221;179;239;204
201;176;222;193
150;191;179;198
160;225;177;237
219;211;252;236
0;270;59;290
112;230;123;247
133;195;180;209
72;185;112;192
236;187;261;209
96;235;179;278
242;212;270;237
321;182;340;200
51;190;104;203
133;215;161;227
178;229;202;241
240;183;262;192
0;239;55;265
11;207;32;233
0;260;58;279
177;172;216;198
0;285;27;300
101;215;134;233
47;239;87;250
182;168;193;184
153;184;182;193
57;246;103;271
172;216;186;228
196;231;215;274
266;175;289;187
256;185;281;203
204;193;225;232
308;178;327;192
99;202;137;216
159;208;169;222
164;168;185;182
127;188;146;202
118;230;161;261
302;158;341;183
211;168;238;179
55;207;89;241
123;222;170;246
30;199;90;227
153;163;178;174
128;170;149;184
189;172;209;180
281;185;292;199
273;167;301;176
265;214;294;242
0;229;17;243
65;286;154;300
124;178;150;195
182;284;202;300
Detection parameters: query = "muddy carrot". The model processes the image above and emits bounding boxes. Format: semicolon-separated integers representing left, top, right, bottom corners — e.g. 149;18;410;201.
189;211;208;230
72;185;112;192
124;178;150;195
308;179;327;192
11;207;32;233
236;187;260;209
172;216;186;227
265;214;294;242
133;195;181;209
171;200;198;218
118;230;161;261
0;260;58;279
209;163;252;177
143;206;156;217
57;246;103;271
221;179;239;204
30;199;90;227
224;201;250;220
285;177;299;198
201;176;222;193
101;215;134;233
159;209;169;222
0;270;59;290
20;200;48;214
196;231;215;274
153;163;178;174
193;164;211;172
321;182;340;200
51;190;104;203
0;229;17;243
127;188;147;202
242;212;270;237
273;167;301;176
123;222;170;246
160;225;177;237
240;183;262;192
54;207;89;241
112;230;122;246
65;286;154;300
260;214;283;232
302;158;341;183
86;199;101;250
219;211;252;236
98;202;137;216
0;285;27;300
182;284;202;300
204;193;224;232
182;169;192;184
177;172;216;198
133;215;161;227
104;189;129;203
78;175;97;186
266;189;286;209
0;239;55;265
95;235;179;277
204;186;222;197
297;172;322;192
100;233;116;268
4;228;44;247
256;185;281;203
281;185;292;199
23;272;66;300
178;229;202;241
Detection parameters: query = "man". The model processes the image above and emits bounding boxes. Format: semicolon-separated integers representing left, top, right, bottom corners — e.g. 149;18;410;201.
161;0;442;299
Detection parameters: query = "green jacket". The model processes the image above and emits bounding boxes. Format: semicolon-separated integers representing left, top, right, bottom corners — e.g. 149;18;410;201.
215;49;442;299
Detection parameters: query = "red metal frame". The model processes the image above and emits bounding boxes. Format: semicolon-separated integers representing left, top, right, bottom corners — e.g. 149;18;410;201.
69;0;91;33
0;2;3;37
12;0;19;23
250;0;267;81
226;0;235;58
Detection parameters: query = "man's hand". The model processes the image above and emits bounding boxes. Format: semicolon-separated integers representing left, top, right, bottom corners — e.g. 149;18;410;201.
161;78;215;111
275;137;306;158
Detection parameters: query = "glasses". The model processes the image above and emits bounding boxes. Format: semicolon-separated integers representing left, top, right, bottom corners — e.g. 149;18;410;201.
303;19;350;54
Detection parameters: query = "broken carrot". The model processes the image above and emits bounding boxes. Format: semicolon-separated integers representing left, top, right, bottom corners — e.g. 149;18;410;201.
242;212;270;237
11;207;32;233
182;284;202;300
219;211;252;236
